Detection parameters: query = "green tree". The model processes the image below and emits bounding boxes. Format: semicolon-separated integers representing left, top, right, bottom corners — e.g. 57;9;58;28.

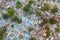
29;0;33;4
11;24;14;28
45;25;50;30
30;37;36;40
29;27;33;32
40;3;51;11
17;18;22;23
0;26;7;40
23;0;33;12
46;30;51;38
29;10;34;14
7;7;15;17
43;18;50;24
19;34;23;39
2;14;9;19
12;16;22;23
51;5;58;13
55;26;60;33
58;0;60;2
23;3;31;12
45;25;51;38
50;18;57;24
16;1;22;9
36;11;41;16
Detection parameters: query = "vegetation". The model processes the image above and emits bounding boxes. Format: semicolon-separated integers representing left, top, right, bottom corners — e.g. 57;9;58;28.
51;5;58;13
43;18;50;24
12;16;22;23
3;32;8;37
40;3;51;11
23;0;33;12
55;26;60;33
46;30;51;38
23;3;31;12
29;0;33;4
45;25;51;38
0;26;7;40
58;0;60;2
19;34;23;39
17;18;22;23
29;10;34;14
45;25;50;30
30;37;36;40
0;35;3;40
7;7;15;17
2;14;9;19
50;18;57;24
16;1;22;9
36;11;41;16
29;27;33;32
11;24;14;28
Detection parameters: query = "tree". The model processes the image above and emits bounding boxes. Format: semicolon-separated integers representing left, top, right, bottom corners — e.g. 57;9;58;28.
36;11;41;16
29;10;34;14
40;3;51;11
16;1;22;9
12;16;17;21
11;24;14;28
58;0;60;2
50;18;57;24
7;7;15;17
19;34;23;39
46;30;51;38
2;14;9;19
45;25;50;30
0;26;7;40
23;0;33;12
29;0;33;4
51;5;58;13
43;18;50;24
12;16;22;23
17;18;22;23
29;27;33;32
30;37;36;40
55;26;60;33
23;3;31;12
45;25;51;38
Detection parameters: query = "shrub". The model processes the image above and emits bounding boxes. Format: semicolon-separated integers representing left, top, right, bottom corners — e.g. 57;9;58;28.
29;27;33;32
11;24;14;28
7;7;15;17
50;18;57;24
36;11;41;16
29;0;33;4
29;10;34;14
23;3;31;12
55;26;60;33
40;3;51;11
51;5;58;13
2;14;9;19
12;16;18;22
0;26;7;40
30;37;36;40
46;30;51;38
43;18;50;24
19;34;23;39
23;0;33;12
16;1;22;9
12;16;22;23
45;25;50;30
17;18;22;23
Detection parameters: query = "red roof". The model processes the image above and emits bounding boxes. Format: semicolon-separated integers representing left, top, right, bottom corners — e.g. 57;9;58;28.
54;13;59;18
